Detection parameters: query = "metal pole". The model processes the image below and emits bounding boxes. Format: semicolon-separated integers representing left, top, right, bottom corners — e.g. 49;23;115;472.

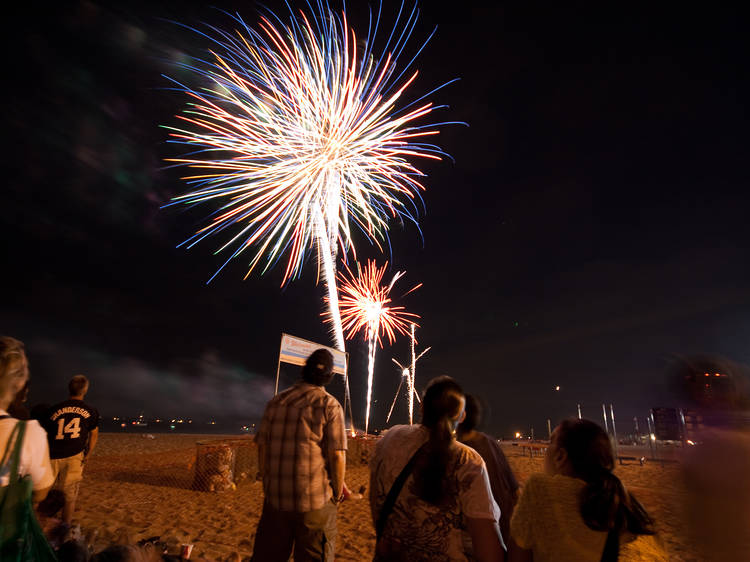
602;404;609;434
341;361;348;426
275;358;282;396
646;414;655;460
679;408;687;446
531;426;535;441
609;404;619;460
633;416;640;446
409;323;416;425
345;355;355;435
343;357;352;428
577;404;582;419
386;375;405;424
649;410;662;465
275;336;285;395
547;418;552;439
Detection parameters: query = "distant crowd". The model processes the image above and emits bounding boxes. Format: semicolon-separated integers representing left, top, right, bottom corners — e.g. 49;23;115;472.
2;336;749;561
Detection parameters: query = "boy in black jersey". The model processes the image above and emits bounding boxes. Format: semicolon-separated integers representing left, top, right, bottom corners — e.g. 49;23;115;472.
43;374;99;524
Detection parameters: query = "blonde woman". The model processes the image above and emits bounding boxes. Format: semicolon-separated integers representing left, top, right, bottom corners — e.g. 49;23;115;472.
0;336;54;501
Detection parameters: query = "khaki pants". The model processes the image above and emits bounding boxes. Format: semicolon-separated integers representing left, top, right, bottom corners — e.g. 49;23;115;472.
250;500;337;562
51;452;85;487
50;452;84;523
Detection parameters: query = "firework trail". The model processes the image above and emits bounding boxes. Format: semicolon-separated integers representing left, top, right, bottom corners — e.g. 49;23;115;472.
162;2;457;353
331;260;419;434
387;335;429;424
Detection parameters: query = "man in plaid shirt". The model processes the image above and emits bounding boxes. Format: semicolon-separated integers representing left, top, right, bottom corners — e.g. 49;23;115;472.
251;349;347;562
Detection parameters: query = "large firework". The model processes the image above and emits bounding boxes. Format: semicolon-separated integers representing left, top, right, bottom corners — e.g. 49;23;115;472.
332;260;419;434
162;3;454;352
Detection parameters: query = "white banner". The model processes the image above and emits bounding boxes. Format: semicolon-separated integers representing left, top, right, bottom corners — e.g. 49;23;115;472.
278;333;347;376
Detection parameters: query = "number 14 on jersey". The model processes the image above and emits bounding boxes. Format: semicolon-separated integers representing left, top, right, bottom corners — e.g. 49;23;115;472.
55;417;81;440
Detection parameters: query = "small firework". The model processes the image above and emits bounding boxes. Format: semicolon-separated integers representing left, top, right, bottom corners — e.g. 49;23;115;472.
330;260;419;433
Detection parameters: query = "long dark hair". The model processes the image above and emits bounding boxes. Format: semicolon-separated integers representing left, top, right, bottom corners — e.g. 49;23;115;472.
556;419;655;559
415;376;464;505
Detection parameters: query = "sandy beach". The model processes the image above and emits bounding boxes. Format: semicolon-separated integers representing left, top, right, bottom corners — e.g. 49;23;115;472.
72;433;695;561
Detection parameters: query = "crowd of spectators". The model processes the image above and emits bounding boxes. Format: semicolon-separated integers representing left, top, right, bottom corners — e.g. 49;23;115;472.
8;337;745;560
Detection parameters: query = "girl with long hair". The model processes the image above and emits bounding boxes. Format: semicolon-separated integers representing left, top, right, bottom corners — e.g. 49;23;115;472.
509;419;665;562
369;376;505;561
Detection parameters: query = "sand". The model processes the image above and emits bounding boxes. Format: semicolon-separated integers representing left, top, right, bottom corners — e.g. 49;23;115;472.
70;433;695;561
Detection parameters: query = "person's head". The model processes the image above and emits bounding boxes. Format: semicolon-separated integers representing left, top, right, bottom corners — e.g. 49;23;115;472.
546;418;613;479
0;336;30;409
69;374;89;398
301;349;334;386
416;376;465;505
457;393;481;437
547;418;655;552
56;539;90;562
421;375;465;433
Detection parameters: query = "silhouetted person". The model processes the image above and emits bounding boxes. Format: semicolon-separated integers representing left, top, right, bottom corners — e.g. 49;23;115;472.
458;394;519;542
671;355;750;560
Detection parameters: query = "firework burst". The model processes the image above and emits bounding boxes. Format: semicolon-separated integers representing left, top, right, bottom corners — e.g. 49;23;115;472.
330;260;420;433
162;2;455;353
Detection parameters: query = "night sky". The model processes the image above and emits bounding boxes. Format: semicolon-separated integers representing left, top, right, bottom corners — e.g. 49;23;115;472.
3;1;748;437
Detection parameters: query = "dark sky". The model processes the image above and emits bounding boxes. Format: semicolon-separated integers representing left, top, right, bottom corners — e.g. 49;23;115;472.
3;1;749;437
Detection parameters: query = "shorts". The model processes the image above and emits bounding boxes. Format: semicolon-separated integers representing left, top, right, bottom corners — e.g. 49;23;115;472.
51;451;85;487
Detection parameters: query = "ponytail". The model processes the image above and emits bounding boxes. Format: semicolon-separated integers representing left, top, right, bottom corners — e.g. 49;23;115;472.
415;376;464;505
581;470;654;532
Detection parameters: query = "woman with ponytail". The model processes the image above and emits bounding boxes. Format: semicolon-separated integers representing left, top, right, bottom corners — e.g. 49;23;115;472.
509;419;666;562
370;376;505;561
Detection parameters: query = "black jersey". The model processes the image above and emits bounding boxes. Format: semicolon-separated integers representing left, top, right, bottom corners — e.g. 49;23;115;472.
44;399;100;459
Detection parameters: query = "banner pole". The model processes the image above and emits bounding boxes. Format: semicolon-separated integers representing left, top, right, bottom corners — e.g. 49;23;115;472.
345;354;355;435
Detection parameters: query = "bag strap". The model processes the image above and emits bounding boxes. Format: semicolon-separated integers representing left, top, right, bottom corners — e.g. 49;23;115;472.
0;418;19;468
376;441;429;540
600;525;620;562
9;421;26;486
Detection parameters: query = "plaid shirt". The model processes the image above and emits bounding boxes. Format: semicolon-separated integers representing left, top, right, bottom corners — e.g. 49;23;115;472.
256;381;347;512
